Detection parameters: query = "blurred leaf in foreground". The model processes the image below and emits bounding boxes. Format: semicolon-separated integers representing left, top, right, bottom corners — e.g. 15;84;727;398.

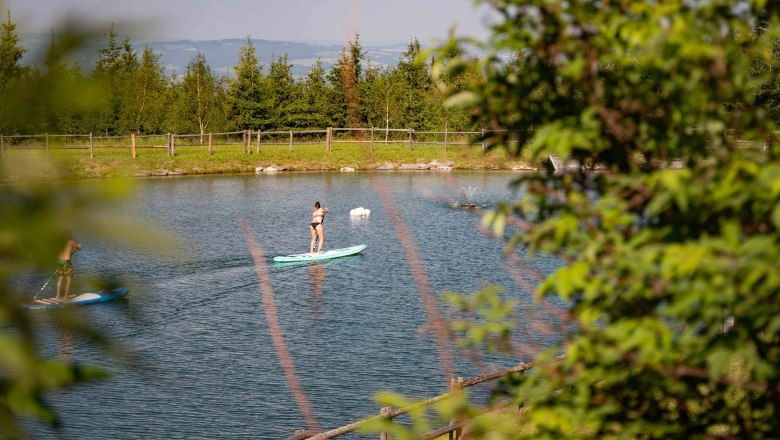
0;11;180;437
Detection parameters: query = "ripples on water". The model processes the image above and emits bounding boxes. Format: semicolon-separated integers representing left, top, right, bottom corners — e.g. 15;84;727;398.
28;172;564;439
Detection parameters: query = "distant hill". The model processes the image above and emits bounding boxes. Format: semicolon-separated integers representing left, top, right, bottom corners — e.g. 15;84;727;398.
19;35;411;78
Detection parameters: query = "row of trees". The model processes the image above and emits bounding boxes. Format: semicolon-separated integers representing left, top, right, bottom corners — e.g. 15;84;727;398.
0;15;477;136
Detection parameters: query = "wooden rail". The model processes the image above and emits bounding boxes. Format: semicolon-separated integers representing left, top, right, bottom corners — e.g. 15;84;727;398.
0;127;490;159
2;128;772;159
283;362;534;440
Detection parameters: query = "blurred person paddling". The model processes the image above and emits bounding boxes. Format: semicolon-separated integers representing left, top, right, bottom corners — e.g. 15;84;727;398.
56;235;82;301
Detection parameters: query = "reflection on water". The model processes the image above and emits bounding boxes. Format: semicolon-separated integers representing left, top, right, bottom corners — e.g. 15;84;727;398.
31;172;564;439
309;263;325;297
57;328;74;361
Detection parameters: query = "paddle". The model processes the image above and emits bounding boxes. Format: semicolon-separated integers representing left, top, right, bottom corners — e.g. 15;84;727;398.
32;270;59;301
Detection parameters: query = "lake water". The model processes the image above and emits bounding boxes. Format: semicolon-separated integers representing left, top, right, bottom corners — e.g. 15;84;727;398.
29;172;563;439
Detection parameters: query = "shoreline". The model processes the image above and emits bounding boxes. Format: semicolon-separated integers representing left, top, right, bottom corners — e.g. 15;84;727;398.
1;161;540;183
1;150;541;179
132;161;539;177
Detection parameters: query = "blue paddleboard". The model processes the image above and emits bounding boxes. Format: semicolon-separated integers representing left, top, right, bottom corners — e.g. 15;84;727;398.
24;287;129;310
273;244;366;263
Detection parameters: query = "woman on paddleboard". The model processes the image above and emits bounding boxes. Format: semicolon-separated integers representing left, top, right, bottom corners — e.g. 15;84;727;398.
310;202;329;253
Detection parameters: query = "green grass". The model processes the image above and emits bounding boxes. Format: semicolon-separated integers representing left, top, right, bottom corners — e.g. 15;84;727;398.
2;141;538;178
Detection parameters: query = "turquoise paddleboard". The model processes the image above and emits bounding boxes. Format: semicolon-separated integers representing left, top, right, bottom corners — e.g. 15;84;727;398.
273;244;366;263
24;288;129;310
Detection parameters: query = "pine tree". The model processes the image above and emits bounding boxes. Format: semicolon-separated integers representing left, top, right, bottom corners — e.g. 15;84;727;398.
0;10;26;93
40;30;87;133
348;33;365;83
285;59;332;129
266;54;295;128
302;59;332;128
0;10;27;132
93;24;124;135
227;37;268;130
395;38;432;130
95;23;121;77
326;51;348;128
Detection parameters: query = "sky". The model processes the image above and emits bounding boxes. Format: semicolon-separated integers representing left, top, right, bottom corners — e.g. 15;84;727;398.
5;0;496;45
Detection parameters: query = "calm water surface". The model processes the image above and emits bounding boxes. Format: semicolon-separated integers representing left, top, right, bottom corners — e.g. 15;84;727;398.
31;172;563;439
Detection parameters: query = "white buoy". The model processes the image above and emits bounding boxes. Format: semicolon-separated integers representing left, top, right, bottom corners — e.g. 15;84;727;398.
350;207;371;217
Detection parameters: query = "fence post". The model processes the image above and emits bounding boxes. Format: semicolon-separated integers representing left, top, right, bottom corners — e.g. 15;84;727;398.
408;128;413;152
444;126;449;151
89;133;93;158
131;133;137;159
45;133;49;155
481;128;486;151
326;127;332;152
370;126;374;152
289;130;294;152
1;134;4;159
207;133;213;156
449;377;465;440
380;406;393;440
256;130;261;154
171;133;176;157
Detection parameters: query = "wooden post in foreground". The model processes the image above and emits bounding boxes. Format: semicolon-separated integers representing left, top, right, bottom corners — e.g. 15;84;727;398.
45;133;49;155
89;133;94;158
208;133;213;156
1;134;4;159
256;130;261;154
370;126;375;152
289;130;293;152
449;377;464;440
481;128;486;151
380;406;393;440
171;134;176;157
408;128;413;152
131;133;137;159
246;130;252;154
325;127;332;152
444;126;449;151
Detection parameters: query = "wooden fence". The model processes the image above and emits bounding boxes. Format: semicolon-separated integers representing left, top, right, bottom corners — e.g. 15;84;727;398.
0;127;498;159
283;362;534;440
2;128;770;160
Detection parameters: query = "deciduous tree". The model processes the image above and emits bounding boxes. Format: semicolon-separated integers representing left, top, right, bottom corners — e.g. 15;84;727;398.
373;1;780;438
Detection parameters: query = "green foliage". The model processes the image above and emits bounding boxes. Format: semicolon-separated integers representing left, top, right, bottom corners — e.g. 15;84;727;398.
445;285;518;354
177;52;228;135
0;13;491;136
395;38;434;130
370;1;780;439
286;59;332;129
266;54;296;128
0;10;25;92
227;38;269;130
0;10;26;132
0;24;181;437
359;391;470;439
129;46;167;133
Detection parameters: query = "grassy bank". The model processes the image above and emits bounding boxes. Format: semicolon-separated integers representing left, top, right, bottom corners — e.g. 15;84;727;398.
2;142;538;178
